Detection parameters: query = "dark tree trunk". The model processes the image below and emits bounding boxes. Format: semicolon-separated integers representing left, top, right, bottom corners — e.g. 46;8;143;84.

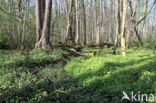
35;0;52;49
66;0;76;46
82;0;87;45
35;0;42;46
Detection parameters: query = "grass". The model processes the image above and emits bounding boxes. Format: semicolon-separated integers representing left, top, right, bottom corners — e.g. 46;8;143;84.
0;47;156;103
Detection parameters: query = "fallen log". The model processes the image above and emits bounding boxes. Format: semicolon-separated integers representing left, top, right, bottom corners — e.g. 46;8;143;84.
66;48;93;56
86;43;114;48
55;42;114;50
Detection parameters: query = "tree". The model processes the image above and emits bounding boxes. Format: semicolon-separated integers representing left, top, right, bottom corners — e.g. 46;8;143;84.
0;0;155;49
89;0;94;44
35;0;52;49
82;0;87;45
75;0;80;44
66;0;76;46
35;0;42;48
115;0;121;47
140;0;148;39
109;0;113;43
121;0;128;56
95;0;100;44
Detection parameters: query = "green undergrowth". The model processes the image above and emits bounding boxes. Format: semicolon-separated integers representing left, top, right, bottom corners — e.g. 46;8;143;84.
80;46;118;54
0;47;156;103
0;49;69;102
0;49;69;68
65;47;156;102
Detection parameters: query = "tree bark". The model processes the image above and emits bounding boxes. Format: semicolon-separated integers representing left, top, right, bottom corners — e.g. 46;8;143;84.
95;0;100;44
115;0;121;47
82;0;87;45
121;0;128;56
40;0;52;48
35;0;52;49
89;0;93;44
140;0;148;39
66;0;76;46
75;0;80;44
17;0;22;49
35;0;42;48
109;0;113;43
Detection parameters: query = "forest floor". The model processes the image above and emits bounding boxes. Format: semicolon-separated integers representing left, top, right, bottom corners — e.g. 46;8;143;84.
0;47;156;103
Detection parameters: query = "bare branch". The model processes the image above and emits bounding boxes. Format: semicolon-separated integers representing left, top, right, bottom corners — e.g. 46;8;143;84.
135;2;155;26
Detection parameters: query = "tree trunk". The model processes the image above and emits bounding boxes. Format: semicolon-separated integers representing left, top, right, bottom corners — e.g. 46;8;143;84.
17;0;22;49
95;0;100;44
40;0;52;48
141;0;148;39
109;0;113;43
127;0;136;47
121;0;128;56
22;0;27;45
41;0;45;23
115;0;121;47
35;0;52;49
82;0;87;45
35;0;42;48
89;0;93;44
66;0;76;46
75;0;80;44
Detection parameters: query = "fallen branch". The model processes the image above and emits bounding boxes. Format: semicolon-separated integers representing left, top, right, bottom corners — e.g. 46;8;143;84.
66;48;93;56
86;43;114;48
67;48;86;56
56;42;114;50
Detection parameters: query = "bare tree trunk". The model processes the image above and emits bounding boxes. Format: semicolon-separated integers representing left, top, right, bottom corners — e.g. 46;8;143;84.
65;0;69;13
127;0;136;47
95;0;100;44
17;0;22;49
140;0;148;39
22;0;27;45
102;0;107;42
35;0;52;49
65;0;69;41
115;0;121;47
89;0;93;44
40;0;52;48
66;0;76;46
75;0;80;44
137;0;142;35
41;0;45;23
82;0;87;45
35;0;42;48
121;0;128;56
54;0;58;42
109;0;113;43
